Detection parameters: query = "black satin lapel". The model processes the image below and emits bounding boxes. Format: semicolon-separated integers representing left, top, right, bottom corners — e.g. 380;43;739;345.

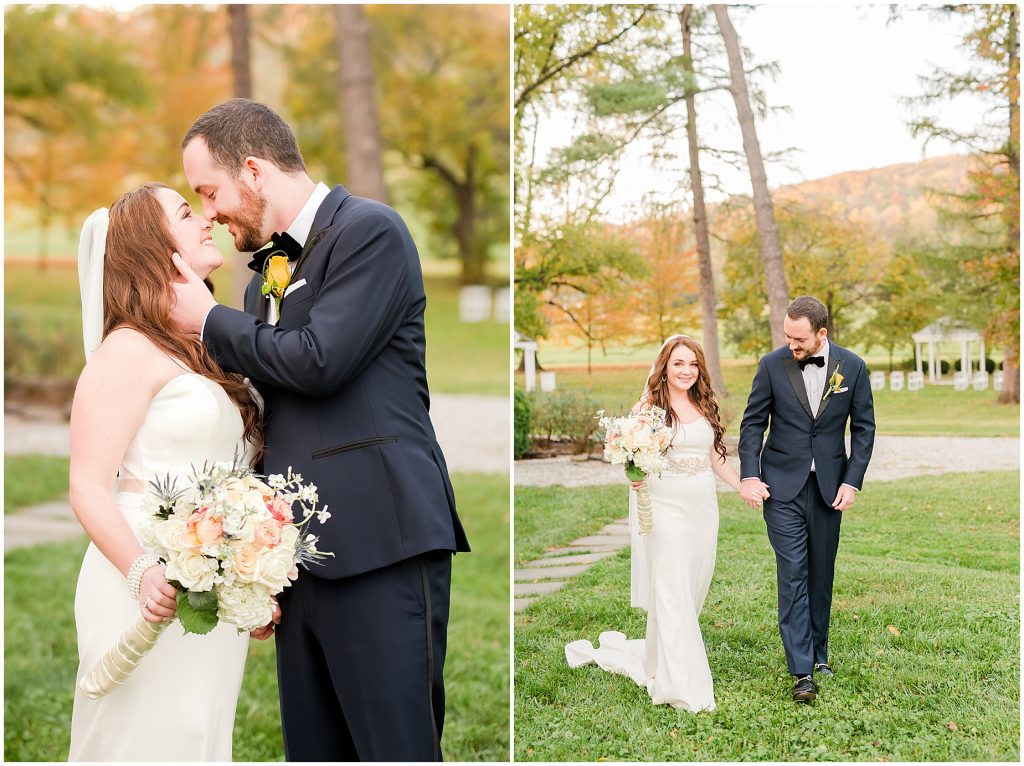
815;357;844;421
783;356;815;419
289;226;330;286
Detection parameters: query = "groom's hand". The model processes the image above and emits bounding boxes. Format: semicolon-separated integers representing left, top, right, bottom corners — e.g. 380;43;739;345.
169;252;217;335
250;599;282;641
740;478;769;509
832;484;858;512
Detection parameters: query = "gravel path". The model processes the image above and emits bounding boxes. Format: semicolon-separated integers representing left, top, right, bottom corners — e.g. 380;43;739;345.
514;435;1020;488
4;394;508;551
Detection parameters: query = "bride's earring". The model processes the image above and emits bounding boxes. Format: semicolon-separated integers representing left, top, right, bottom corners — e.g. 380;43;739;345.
661;375;667;381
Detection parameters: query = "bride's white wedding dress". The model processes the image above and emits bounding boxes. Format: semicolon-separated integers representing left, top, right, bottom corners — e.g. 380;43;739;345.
566;418;718;712
69;372;251;761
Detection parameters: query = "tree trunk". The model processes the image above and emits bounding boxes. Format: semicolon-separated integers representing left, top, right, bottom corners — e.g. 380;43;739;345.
999;7;1019;404
713;4;789;349
680;6;727;398
334;4;388;203
228;4;253;309
424;152;483;285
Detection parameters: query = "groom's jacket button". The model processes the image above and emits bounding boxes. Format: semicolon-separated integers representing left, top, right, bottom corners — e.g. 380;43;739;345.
811;431;817;437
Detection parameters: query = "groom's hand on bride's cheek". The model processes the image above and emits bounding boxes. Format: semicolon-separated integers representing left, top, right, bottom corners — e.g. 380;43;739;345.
169;252;217;334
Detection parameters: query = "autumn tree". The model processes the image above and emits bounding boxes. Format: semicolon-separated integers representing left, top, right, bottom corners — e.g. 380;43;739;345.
720;203;884;357
627;201;700;346
4;5;148;267
907;4;1020;402
862;244;942;371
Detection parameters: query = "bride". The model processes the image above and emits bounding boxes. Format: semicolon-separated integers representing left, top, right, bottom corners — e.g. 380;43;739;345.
566;335;767;712
68;183;264;760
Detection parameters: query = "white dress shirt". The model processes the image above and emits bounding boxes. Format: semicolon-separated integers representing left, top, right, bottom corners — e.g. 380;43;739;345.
804;339;829;471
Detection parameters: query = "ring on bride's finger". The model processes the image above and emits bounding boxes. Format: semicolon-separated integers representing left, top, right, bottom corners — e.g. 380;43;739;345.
144;596;153;610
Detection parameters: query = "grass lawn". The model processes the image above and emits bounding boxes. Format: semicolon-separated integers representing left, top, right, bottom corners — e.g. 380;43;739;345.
515;484;631;566
4;263;508;397
4;455;70;513
517;362;1019;438
4;472;509;762
514;471;1019;762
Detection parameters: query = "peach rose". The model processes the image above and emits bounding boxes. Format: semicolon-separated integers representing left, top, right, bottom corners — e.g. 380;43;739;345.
194;514;224;546
254;518;283;548
233;544;259;580
267;497;294;523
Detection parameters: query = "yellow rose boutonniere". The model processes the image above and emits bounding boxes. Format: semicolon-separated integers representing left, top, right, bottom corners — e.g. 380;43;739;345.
822;368;845;401
261;255;291;315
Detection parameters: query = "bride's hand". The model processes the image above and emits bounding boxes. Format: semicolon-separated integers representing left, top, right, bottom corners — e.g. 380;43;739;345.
250;599;283;641
630;480;645;490
139;565;178;623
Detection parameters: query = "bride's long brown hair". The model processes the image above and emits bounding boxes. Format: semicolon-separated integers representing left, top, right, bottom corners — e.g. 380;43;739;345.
103;183;262;461
644;335;727;461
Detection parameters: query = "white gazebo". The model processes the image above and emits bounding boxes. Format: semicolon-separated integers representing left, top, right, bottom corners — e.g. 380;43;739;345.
514;331;539;391
912;317;985;383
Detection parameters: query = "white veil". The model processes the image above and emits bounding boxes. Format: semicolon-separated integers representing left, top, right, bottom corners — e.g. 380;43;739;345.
630;333;692;610
78;208;109;361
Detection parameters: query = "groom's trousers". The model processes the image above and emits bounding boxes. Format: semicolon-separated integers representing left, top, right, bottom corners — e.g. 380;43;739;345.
763;473;842;676
275;549;452;761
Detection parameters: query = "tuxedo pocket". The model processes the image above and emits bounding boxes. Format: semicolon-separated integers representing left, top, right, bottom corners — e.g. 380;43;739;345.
312;436;398;460
282;282;313;307
283;278;307;298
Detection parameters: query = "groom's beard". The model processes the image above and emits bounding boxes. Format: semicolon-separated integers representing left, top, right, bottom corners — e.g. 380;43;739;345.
220;182;269;253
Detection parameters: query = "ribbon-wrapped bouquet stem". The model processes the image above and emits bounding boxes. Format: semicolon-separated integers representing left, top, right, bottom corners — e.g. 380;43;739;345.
598;405;672;535
79;459;332;700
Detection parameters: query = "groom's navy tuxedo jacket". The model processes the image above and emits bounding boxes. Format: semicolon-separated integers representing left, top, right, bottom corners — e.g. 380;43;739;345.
203;184;470;578
739;342;875;504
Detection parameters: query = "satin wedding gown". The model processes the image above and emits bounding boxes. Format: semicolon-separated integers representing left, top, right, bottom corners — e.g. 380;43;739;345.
69;373;252;761
566;418;719;712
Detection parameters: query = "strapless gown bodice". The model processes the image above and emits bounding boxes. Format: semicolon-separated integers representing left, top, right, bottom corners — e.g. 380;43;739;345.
119;372;250;485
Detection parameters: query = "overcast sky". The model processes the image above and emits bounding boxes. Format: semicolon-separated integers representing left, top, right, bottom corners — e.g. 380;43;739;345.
531;3;979;221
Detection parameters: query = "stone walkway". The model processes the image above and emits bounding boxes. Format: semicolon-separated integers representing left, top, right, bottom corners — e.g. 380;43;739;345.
513;435;1020;612
4;394;509;551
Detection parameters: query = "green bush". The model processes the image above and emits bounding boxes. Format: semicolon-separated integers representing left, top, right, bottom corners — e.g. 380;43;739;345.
4;308;84;385
955;357;997;373
922;359;951;375
514;388;532;459
530;389;601;453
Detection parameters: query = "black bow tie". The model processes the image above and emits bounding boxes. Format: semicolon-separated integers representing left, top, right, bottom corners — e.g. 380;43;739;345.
798;355;825;370
247;232;303;274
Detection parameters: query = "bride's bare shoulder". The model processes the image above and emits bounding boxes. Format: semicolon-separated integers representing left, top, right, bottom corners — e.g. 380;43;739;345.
81;327;180;388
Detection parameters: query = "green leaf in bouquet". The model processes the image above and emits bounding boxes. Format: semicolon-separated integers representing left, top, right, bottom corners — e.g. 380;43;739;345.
176;590;219;635
187;589;218;612
625;462;647;482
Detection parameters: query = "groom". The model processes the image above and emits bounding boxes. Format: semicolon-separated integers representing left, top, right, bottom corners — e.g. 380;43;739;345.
169;99;470;760
738;296;874;703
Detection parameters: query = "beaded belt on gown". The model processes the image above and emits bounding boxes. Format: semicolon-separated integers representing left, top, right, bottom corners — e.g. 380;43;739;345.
664;455;712;475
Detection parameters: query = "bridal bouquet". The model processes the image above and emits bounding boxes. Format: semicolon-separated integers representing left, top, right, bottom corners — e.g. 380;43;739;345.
598;405;672;535
79;459;332;699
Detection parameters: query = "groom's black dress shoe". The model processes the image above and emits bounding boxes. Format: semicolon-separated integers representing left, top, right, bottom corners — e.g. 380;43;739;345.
814;662;834;676
792;675;818;702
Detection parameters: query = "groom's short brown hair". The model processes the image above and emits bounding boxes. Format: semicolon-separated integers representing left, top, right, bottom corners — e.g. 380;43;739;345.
787;296;828;333
182;98;306;175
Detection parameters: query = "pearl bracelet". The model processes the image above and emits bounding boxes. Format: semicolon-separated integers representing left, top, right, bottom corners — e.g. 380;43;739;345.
127;553;162;601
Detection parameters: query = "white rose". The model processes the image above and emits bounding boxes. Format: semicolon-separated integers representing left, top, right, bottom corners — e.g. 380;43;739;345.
278;524;300;551
152;518;191;554
253;544;296;592
165;549;218;591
